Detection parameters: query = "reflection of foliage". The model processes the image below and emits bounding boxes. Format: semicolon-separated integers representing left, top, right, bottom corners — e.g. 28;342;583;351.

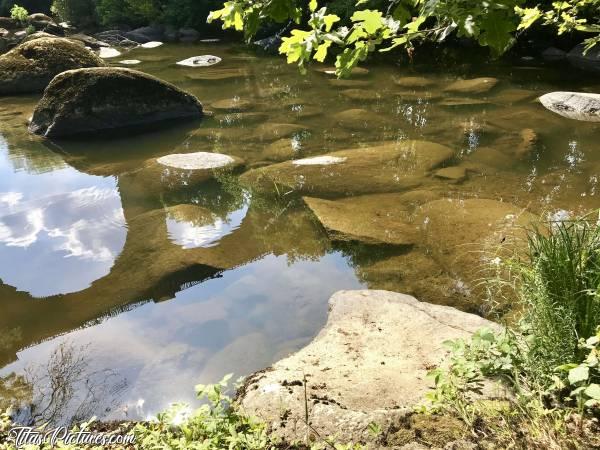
0;328;22;353
4;341;127;427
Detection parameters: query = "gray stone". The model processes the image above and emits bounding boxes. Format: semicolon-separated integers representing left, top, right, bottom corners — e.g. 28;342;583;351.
176;55;221;67
179;27;200;43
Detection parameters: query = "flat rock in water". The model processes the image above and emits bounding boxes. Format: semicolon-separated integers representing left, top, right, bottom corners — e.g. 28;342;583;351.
176;55;221;67
444;77;498;94
249;122;308;141
415;198;537;300
434;166;467;182
304;194;420;245
539;91;600;122
140;41;163;48
393;76;436;88
261;138;301;162
0;37;104;94
99;47;121;58
157;152;237;170
239;289;500;445
493;88;537;104
118;59;141;65
28;67;203;137
332;108;393;130
210;98;252;112
438;97;491;107
340;88;380;101
240;140;454;196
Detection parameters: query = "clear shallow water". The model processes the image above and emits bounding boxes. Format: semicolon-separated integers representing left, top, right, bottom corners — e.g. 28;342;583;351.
0;42;599;425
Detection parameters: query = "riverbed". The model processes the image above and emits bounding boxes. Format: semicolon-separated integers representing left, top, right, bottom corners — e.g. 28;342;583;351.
0;41;598;425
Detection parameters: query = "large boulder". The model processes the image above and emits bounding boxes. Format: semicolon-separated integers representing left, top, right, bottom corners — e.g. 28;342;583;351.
240;140;454;197
539;91;600;122
238;290;501;445
125;25;164;43
29;67;203;138
567;43;600;73
0;37;104;94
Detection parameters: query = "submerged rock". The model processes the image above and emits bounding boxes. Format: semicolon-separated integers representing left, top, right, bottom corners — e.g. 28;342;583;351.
332;108;393;130
567;43;600;73
393;76;436;88
444;77;498;94
250;122;308;141
261;138;301;162
434;166;467;182
239;289;500;445
0;37;104;94
328;79;372;88
29;67;203;137
539;91;600;122
210;98;252;112
240;140;454;196
184;68;247;81
304;194;420;245
340;88;380;101
415;198;537;302
176;55;221;67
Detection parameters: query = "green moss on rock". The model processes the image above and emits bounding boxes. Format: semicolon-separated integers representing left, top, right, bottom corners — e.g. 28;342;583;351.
29;67;204;138
0;37;105;94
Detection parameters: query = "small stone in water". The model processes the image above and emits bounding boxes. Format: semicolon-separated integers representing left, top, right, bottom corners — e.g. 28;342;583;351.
99;47;121;58
292;156;347;166
141;41;163;49
176;55;222;67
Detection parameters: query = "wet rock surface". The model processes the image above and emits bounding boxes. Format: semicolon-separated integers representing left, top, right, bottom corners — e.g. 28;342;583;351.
238;290;500;445
29;67;203;137
444;77;499;94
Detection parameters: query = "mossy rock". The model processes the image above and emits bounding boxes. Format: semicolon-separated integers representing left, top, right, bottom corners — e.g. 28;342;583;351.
29;67;204;138
0;37;105;95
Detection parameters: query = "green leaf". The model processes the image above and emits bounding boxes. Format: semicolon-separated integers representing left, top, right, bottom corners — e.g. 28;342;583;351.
478;10;517;56
309;0;317;12
585;383;600;400
323;14;340;32
351;9;384;34
516;7;542;30
568;365;590;385
314;41;331;62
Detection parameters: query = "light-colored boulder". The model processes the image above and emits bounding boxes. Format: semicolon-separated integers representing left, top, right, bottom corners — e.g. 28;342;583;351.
98;47;121;58
539;91;600;122
177;55;221;67
240;140;454;196
0;37;104;94
444;77;498;95
239;290;500;445
303;194;420;245
29;67;203;138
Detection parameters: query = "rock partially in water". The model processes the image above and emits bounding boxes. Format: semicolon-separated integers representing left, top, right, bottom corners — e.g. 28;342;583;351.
23;31;56;43
0;37;104;94
539;91;600;122
98;47;121;58
304;194;420;245
125;25;164;44
567;43;600;73
434;166;467;182
239;289;500;445
177;55;221;67
393;76;435;88
444;77;498;94
210;98;252;112
179;28;200;43
240;140;454;196
29;67;203;137
340;88;380;101
68;33;109;49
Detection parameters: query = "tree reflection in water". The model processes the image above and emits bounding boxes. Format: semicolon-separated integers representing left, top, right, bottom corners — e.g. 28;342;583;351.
0;341;127;427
